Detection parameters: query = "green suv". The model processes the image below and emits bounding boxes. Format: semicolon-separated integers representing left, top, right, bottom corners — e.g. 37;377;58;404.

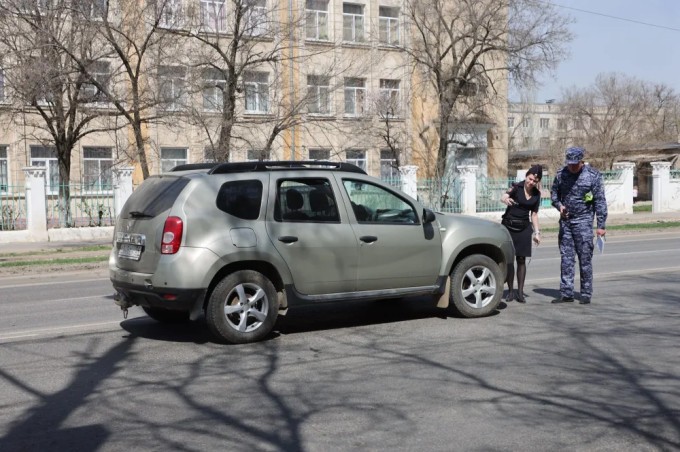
111;161;514;343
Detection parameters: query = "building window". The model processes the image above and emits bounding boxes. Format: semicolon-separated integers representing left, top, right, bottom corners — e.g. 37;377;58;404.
245;0;268;36
246;149;269;161
378;79;400;117
200;0;227;32
380;149;399;180
522;118;530;128
243;71;269;114
540;137;550;149
378;6;399;45
30;145;59;193
540;118;550;128
203;68;226;111
158;65;187;110
557;118;567;130
0;146;7;191
76;0;107;19
345;149;366;171
161;147;187;173
82;61;110;105
83;147;113;191
307;75;331;115
308;148;330;160
306;0;329;40
342;3;365;42
344;77;365;116
522;137;531;148
159;0;183;28
507;117;514;128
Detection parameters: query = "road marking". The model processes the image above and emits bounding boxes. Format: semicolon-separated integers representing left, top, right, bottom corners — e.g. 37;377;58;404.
0;318;146;343
527;266;680;284
530;247;680;262
0;277;109;290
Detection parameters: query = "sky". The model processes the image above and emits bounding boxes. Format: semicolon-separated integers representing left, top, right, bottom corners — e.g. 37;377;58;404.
510;0;680;103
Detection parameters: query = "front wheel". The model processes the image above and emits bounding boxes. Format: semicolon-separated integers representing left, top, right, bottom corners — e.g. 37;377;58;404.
449;254;502;317
206;270;279;344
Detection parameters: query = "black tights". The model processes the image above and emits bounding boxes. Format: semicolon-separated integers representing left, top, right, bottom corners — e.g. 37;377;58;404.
506;256;527;296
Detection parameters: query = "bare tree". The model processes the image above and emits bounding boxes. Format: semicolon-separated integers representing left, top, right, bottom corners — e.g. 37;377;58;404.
403;0;573;178
560;73;680;169
0;1;117;225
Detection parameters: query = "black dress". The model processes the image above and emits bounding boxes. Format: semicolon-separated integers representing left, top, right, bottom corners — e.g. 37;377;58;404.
502;181;540;257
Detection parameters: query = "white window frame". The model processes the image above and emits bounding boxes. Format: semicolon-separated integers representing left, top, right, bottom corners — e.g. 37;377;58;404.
203;68;226;111
0;145;7;192
82;61;110;106
380;149;399;180
378;6;399;46
540;118;550;129
158;65;187;111
82;147;113;192
243;71;269;114
245;0;268;36
344;77;366;116
378;79;400;118
342;3;365;42
30;145;59;194
159;0;183;29
305;0;329;40
200;0;227;32
345;149;366;171
160;147;188;173
522;118;530;128
307;75;331;115
508;117;514;128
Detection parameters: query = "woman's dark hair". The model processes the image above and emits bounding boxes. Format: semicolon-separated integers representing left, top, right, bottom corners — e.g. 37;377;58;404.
526;164;543;180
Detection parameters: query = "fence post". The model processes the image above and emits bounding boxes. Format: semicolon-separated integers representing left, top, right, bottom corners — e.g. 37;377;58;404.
112;167;135;218
399;165;418;199
612;162;635;214
457;165;478;214
651;161;671;213
22;166;48;241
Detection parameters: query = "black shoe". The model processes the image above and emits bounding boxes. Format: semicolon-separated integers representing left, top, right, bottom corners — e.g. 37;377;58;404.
505;290;515;303
580;297;591;305
551;297;574;304
516;293;526;303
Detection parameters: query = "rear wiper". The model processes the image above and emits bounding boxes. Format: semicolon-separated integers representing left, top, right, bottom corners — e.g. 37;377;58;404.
129;211;154;218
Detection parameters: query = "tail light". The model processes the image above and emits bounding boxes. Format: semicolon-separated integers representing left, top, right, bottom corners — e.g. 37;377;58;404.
161;216;183;254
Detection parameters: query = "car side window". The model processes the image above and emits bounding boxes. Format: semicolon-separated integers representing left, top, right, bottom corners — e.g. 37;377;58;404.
216;180;263;220
275;178;340;223
343;179;418;224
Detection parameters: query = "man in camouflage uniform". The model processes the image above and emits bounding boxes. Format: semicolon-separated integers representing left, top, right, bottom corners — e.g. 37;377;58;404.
550;147;607;305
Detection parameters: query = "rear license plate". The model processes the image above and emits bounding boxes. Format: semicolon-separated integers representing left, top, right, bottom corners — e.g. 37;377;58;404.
118;243;142;261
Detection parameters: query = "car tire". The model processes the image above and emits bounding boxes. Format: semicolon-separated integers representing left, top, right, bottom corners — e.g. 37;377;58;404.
206;270;279;344
449;254;502;318
142;306;190;323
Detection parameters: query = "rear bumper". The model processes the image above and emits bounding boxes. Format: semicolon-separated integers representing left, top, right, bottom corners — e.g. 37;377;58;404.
112;280;205;312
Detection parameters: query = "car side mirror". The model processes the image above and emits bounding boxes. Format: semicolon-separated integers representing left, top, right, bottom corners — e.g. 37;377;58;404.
422;208;436;224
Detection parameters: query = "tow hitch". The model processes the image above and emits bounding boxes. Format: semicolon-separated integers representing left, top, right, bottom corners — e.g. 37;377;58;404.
113;292;132;319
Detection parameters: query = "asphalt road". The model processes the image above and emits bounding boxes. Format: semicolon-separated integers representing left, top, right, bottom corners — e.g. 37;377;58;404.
0;231;678;451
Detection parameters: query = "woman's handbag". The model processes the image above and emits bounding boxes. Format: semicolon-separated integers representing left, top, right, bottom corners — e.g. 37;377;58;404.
501;216;530;233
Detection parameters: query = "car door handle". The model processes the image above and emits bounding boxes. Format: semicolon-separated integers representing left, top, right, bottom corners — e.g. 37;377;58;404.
278;236;299;244
359;235;378;243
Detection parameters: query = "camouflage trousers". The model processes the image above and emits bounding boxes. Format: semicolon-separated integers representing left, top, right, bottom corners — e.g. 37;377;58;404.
558;218;595;298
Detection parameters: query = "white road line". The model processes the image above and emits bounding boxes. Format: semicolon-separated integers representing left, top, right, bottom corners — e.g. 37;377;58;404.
530;247;680;262
527;266;680;284
0;277;109;290
0;320;125;342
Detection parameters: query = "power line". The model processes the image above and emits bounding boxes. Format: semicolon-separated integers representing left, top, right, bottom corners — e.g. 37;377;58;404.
551;2;680;32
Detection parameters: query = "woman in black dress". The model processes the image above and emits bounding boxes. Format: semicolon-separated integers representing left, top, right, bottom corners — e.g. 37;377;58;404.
500;165;543;303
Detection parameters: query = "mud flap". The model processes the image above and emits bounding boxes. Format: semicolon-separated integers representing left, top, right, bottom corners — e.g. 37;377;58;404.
436;276;450;308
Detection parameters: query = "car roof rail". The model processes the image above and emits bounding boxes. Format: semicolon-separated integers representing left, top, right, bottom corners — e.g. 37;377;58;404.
208;161;367;175
169;163;219;172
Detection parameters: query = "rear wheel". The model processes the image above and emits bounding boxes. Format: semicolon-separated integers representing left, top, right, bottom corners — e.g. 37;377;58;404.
206;270;279;344
449;254;502;317
142;306;190;323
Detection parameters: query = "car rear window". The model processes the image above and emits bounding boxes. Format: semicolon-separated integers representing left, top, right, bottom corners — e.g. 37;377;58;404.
216;180;263;220
120;176;190;219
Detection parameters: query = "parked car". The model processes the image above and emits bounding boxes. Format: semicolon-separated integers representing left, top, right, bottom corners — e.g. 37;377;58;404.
110;161;514;344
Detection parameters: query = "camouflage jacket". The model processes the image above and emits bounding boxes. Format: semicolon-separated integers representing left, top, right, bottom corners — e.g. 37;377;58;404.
550;165;608;229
